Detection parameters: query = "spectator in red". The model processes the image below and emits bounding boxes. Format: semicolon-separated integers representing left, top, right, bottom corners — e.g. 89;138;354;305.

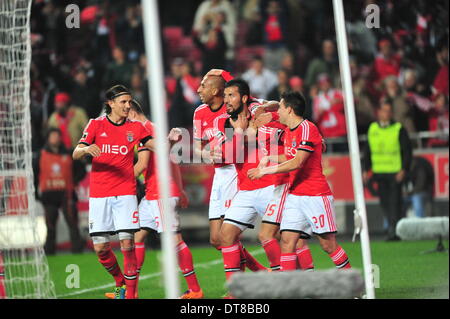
312;73;347;150
260;0;289;71
373;39;401;89
427;93;449;148
47;92;89;150
432;44;449;97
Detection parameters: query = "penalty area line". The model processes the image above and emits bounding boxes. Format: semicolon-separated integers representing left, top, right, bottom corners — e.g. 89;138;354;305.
56;248;264;298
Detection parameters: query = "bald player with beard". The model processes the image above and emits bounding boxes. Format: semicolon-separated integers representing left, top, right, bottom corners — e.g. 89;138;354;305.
194;73;266;272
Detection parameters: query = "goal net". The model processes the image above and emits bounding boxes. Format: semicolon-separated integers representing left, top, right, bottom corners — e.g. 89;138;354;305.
0;0;55;298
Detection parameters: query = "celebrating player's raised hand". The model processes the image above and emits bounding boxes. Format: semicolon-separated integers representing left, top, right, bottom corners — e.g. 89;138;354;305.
230;113;248;132
168;127;182;142
204;68;223;80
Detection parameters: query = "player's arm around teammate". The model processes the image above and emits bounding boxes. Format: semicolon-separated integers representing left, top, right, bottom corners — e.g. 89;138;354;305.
248;92;351;271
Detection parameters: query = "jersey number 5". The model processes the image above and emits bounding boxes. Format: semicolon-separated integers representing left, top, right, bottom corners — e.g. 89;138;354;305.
132;211;139;224
266;204;276;216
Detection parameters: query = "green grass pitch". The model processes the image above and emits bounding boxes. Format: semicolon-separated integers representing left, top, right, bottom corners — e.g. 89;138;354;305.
48;240;449;299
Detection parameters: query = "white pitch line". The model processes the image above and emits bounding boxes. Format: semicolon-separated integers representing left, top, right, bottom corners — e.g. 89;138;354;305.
57;248;265;298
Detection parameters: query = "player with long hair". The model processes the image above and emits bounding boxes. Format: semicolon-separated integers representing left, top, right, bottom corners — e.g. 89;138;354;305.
73;85;154;299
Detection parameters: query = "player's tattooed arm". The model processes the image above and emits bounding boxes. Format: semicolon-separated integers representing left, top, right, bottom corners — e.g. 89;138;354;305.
72;143;101;160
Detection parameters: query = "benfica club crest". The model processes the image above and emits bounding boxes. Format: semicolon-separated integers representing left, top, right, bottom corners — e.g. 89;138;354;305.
292;140;297;148
126;131;134;142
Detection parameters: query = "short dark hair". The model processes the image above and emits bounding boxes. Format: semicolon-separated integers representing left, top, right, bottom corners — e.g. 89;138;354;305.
281;91;307;117
45;127;61;140
130;99;144;114
224;79;250;99
379;97;393;110
104;85;131;114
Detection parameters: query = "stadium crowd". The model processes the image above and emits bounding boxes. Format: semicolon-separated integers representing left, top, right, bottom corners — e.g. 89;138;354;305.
28;0;448;253
30;0;448;151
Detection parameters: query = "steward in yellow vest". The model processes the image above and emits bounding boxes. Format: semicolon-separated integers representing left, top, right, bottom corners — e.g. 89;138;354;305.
363;102;412;241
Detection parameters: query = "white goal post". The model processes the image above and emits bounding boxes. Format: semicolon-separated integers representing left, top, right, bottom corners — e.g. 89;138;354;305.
332;0;375;299
0;0;55;298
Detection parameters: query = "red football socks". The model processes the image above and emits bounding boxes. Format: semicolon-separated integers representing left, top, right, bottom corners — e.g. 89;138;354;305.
121;247;138;299
176;241;201;292
134;242;146;297
221;243;241;281
261;239;281;271
296;245;315;270
238;241;266;271
97;248;125;287
329;245;351;269
280;253;298;271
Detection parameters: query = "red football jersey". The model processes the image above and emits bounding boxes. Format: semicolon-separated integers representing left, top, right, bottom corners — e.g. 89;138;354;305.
216;115;286;190
284;120;332;196
193;103;229;168
79;115;152;197
261;122;290;186
139;121;181;200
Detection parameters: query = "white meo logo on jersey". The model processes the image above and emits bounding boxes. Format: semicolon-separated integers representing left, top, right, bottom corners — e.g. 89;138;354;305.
101;144;128;155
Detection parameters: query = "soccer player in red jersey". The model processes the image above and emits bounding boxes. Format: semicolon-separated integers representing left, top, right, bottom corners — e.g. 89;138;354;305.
248;91;351;271
211;79;291;285
73;85;154;299
194;73;265;272
253;111;315;271
194;74;232;249
127;101;203;299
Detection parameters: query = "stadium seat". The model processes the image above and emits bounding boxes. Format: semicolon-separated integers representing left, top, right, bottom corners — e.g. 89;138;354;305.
235;45;266;73
163;26;183;42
